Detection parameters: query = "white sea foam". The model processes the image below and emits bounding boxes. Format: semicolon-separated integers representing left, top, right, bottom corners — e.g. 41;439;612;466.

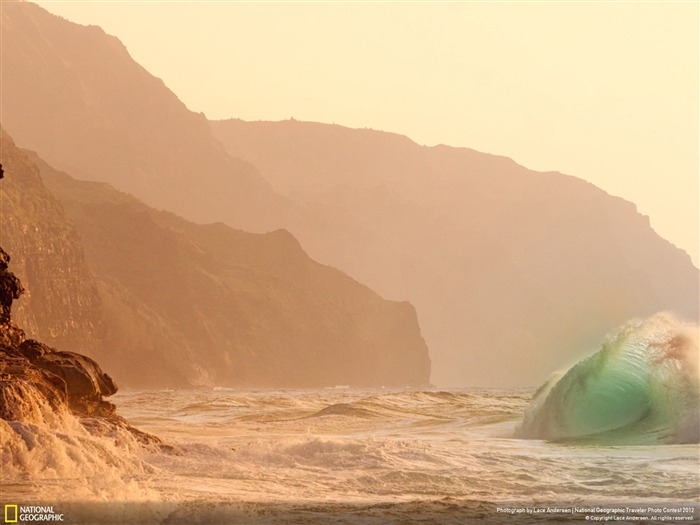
0;392;157;503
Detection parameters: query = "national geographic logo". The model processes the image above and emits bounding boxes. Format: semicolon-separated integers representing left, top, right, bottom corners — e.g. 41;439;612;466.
3;505;17;523
3;505;64;522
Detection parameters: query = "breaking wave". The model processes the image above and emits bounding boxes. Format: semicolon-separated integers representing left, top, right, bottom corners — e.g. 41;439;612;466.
517;313;699;444
0;387;157;502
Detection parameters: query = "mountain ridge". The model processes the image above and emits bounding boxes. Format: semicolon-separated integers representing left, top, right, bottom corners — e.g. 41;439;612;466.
211;117;699;387
1;1;288;233
2;1;696;387
1;126;431;388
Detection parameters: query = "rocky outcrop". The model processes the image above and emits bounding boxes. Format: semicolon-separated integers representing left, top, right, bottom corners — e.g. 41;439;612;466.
0;246;25;348
0;232;114;421
0;338;116;420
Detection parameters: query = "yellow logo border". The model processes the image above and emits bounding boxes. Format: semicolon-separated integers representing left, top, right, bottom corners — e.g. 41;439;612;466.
4;504;18;523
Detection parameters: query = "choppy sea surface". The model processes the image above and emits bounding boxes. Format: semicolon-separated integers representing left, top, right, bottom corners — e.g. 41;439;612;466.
2;386;698;524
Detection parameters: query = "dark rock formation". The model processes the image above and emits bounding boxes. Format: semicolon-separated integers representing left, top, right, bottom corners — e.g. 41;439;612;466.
0;247;25;348
0;247;115;419
0;245;159;445
20;339;117;416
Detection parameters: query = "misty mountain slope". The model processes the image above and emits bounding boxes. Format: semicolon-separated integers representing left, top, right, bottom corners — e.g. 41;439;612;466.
32;153;430;388
0;3;430;388
211;118;699;387
3;1;696;387
0;1;288;233
0;128;104;356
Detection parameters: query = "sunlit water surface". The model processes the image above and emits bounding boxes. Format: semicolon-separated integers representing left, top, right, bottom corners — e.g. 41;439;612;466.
2;388;698;524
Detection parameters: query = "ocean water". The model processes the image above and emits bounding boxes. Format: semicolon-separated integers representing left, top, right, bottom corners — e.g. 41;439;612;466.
1;386;698;524
2;314;698;524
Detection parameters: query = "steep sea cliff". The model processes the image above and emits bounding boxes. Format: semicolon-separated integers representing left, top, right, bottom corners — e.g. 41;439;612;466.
0;128;430;389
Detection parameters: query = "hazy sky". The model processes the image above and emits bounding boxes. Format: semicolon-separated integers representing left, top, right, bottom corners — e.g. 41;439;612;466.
35;1;699;266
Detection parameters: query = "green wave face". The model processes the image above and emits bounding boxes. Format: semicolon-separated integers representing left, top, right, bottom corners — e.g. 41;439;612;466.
518;313;699;444
556;349;651;438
